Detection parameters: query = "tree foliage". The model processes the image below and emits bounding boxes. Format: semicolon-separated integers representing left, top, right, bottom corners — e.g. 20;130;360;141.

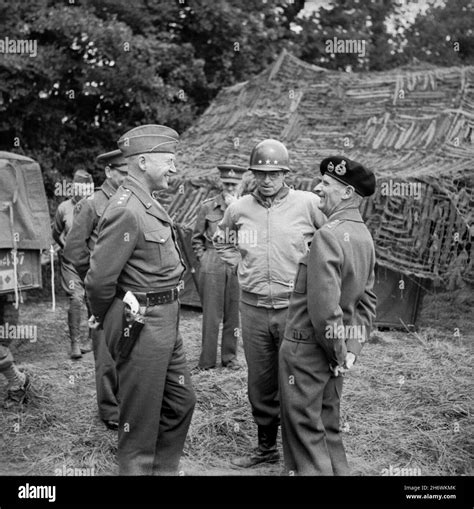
0;0;471;197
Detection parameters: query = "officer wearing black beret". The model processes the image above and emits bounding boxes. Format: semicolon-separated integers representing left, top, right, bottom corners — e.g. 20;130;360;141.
279;155;377;475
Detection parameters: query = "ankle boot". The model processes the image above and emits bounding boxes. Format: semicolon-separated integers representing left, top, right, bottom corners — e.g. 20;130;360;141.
68;302;83;359
80;327;93;353
231;424;280;468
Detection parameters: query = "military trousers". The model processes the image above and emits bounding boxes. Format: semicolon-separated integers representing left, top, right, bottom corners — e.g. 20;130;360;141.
198;248;240;369
60;256;85;305
279;338;349;476
103;297;196;475
240;301;288;429
91;328;119;422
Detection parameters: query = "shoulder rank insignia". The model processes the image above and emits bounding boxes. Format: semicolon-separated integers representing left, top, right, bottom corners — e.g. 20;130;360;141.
116;189;131;206
326;219;342;229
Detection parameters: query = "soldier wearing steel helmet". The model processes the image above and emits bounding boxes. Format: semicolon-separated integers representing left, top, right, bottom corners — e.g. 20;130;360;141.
63;149;128;431
192;164;246;371
213;139;326;468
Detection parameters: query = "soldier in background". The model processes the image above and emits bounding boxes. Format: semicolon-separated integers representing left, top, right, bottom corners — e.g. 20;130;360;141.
52;169;94;359
214;139;326;468
192;164;246;370
85;125;196;475
63;150;128;430
279;156;377;475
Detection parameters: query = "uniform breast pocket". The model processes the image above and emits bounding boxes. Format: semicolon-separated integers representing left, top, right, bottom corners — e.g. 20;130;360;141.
143;225;177;268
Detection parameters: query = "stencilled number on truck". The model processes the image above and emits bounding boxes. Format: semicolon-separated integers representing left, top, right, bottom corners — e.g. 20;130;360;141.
0;251;25;266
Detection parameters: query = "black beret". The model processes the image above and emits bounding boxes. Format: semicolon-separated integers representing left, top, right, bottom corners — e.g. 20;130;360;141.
320;156;375;197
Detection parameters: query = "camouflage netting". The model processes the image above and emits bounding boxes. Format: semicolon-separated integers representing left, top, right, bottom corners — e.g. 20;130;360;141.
170;51;473;286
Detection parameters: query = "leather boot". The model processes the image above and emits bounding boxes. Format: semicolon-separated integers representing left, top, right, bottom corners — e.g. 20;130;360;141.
68;302;82;359
231;425;280;468
3;373;31;409
80;327;93;354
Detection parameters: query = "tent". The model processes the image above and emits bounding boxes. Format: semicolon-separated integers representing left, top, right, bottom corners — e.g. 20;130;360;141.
163;51;473;329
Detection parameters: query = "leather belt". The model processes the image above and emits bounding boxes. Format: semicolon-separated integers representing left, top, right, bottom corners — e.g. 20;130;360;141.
116;287;180;307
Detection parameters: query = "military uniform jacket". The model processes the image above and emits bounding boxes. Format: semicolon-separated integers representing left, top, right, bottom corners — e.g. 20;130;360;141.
191;193;227;259
284;206;377;364
85;176;185;324
214;186;326;309
52;198;80;249
63;179;118;281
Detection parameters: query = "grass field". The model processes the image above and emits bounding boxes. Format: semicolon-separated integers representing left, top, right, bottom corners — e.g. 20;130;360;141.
0;286;472;476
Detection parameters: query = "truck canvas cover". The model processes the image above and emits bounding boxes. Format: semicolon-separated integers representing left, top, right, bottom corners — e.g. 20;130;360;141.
0;151;52;250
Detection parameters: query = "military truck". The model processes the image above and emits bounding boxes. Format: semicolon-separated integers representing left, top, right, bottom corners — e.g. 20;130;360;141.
0;151;52;301
0;151;52;407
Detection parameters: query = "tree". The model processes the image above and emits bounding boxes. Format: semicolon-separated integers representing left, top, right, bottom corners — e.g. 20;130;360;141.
403;0;474;66
293;0;404;72
0;0;305;192
0;0;206;190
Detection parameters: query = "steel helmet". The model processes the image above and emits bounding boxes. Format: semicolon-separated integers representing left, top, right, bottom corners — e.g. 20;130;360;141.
248;139;290;172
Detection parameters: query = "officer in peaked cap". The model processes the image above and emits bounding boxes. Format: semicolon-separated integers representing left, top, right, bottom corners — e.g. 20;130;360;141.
85;125;196;475
213;139;326;468
53;168;94;359
63;149;128;431
279;155;377;475
191;164;247;371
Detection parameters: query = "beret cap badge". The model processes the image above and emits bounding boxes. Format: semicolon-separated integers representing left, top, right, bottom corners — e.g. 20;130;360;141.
335;160;347;175
319;155;376;197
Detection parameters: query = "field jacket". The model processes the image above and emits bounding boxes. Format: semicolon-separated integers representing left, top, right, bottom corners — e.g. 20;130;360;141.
213;186;326;309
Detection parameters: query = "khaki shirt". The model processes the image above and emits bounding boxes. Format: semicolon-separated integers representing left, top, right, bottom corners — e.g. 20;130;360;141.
191;193;227;259
85;176;185;323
